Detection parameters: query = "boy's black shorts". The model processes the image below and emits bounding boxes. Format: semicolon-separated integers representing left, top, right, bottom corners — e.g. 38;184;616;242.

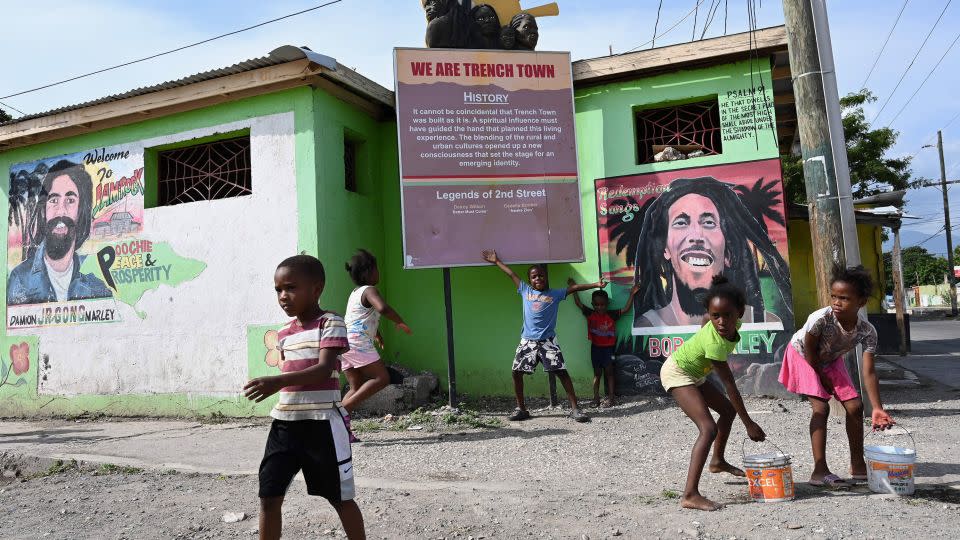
258;418;355;502
590;345;616;370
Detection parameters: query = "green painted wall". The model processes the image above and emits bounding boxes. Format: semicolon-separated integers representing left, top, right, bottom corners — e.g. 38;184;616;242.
378;59;783;398
0;85;382;416
1;55;877;414
788;220;885;322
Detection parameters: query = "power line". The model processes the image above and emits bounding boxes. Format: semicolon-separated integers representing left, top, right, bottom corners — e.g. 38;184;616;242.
0;0;346;102
860;0;909;89
0;100;25;116
872;0;953;123
692;1;699;41
724;0;729;35
627;0;709;53
886;30;960;127
651;0;664;48
911;110;960;160
700;0;723;40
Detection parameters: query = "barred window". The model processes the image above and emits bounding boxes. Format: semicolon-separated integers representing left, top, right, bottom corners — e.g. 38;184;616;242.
634;98;722;164
344;137;358;193
156;136;252;206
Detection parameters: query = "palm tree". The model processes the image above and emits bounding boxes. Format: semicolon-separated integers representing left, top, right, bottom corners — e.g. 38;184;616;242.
732;177;785;235
732;177;786;272
7;163;47;263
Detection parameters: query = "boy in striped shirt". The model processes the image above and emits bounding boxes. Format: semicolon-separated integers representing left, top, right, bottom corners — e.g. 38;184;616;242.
244;255;364;540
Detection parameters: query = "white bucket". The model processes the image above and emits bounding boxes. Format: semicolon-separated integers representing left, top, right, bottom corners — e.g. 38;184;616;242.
864;425;917;496
742;440;795;503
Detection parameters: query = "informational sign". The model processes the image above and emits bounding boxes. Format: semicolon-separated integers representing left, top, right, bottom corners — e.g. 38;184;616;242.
594;159;794;394
394;48;583;268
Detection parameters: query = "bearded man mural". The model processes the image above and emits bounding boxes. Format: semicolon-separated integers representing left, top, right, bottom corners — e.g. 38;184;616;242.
7;160;112;305
632;177;792;332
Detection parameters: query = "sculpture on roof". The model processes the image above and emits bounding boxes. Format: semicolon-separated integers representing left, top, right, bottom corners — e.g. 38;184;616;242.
421;0;558;50
422;0;477;49
471;4;511;49
509;12;539;50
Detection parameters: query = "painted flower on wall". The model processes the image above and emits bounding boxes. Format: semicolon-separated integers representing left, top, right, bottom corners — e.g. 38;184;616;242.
10;343;30;375
263;330;281;368
1;341;30;389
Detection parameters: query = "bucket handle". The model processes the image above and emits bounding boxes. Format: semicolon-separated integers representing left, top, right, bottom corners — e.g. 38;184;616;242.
741;438;789;461
864;423;916;452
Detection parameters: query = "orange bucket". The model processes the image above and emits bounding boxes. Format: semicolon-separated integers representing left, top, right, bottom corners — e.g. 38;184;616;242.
743;441;795;503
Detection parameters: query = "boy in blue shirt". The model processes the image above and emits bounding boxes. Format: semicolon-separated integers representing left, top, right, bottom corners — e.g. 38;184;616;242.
482;249;605;423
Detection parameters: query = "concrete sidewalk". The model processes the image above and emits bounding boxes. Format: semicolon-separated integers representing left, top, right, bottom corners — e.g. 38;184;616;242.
0;419;264;476
884;318;960;389
0;354;941;480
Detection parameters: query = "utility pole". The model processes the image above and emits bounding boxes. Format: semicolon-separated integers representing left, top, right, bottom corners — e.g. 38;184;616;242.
936;130;958;316
783;0;865;414
892;226;907;355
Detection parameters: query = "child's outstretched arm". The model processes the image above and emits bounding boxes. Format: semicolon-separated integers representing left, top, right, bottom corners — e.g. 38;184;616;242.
616;284;641;316
481;249;521;288
363;286;412;334
861;351;895;430
713;361;766;442
566;277;607;295
566;278;586;310
243;347;343;402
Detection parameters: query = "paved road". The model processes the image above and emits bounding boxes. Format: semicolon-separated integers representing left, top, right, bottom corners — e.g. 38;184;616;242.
888;318;960;388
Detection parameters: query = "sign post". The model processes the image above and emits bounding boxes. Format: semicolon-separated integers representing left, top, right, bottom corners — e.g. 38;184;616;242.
442;267;458;407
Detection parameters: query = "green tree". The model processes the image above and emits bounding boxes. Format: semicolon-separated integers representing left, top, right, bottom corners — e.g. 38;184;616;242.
883;245;949;293
0;108;11;123
782;90;917;206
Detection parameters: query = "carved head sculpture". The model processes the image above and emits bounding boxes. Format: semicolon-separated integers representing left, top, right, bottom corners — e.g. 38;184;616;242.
510;12;539;50
421;0;450;22
471;4;501;38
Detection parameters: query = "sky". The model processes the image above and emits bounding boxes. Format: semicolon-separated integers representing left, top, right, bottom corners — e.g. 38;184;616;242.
2;0;959;256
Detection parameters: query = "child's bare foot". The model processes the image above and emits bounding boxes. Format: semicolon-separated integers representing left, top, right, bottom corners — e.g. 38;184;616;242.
849;465;868;481
709;460;745;477
588;398;601;408
680;494;722;511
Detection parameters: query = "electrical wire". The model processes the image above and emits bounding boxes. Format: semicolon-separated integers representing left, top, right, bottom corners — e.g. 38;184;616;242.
700;0;723;40
910;110;960;161
626;0;709;53
652;0;664;49
886;30;960;128
860;0;909;90
872;0;953;123
0;100;25;116
0;0;346;101
692;1;699;41
724;0;729;35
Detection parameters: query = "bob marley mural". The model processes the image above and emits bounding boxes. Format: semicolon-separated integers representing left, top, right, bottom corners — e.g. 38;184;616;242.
595;159;793;395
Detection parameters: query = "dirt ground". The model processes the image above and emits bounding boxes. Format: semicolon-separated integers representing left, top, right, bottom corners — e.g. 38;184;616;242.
2;382;959;539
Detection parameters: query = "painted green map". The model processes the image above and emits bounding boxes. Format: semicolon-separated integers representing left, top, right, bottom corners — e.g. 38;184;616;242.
80;242;206;319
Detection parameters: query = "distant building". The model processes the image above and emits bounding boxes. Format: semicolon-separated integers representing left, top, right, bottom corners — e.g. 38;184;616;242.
109;212;135;235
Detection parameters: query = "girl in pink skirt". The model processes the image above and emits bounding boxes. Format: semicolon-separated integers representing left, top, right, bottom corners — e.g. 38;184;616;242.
779;265;895;487
341;249;412;412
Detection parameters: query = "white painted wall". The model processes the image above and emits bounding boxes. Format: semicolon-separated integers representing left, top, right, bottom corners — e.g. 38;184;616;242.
15;112;297;396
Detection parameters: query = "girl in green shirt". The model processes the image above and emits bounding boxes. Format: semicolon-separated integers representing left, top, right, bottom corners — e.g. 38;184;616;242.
661;275;766;511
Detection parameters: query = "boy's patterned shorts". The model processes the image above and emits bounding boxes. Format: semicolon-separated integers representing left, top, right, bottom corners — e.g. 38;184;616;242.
512;337;567;374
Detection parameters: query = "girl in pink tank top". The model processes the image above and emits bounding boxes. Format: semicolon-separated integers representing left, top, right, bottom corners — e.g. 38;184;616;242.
341;249;412;412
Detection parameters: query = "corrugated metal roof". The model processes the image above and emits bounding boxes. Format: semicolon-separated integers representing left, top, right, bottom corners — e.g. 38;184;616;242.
1;46;342;126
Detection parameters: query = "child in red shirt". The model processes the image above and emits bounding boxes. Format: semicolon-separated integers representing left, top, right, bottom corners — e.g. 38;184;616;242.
569;280;639;407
